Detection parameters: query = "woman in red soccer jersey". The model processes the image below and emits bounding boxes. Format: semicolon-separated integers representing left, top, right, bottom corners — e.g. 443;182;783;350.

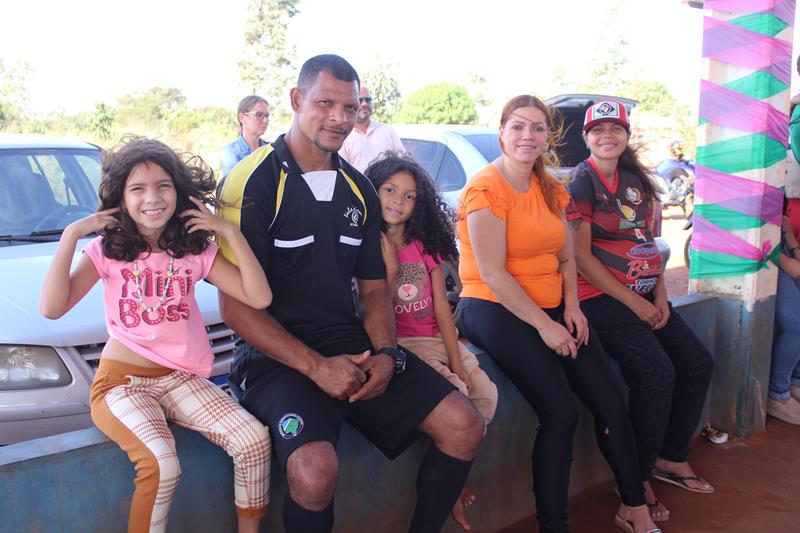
567;100;715;523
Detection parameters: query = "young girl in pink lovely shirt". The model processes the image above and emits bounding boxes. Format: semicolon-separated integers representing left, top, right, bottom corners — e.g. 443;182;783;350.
40;137;272;533
366;153;498;532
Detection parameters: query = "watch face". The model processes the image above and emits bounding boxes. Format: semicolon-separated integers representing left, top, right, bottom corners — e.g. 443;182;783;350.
394;348;407;374
379;347;406;374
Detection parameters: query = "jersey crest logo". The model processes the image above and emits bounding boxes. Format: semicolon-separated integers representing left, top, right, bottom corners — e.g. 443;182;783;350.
625;187;643;205
278;413;304;439
344;206;363;227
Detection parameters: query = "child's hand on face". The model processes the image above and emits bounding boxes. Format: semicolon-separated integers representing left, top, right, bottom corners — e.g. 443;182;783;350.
181;196;234;236
65;207;120;238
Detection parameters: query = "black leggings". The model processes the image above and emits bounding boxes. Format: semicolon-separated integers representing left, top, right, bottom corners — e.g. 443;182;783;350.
581;294;715;480
458;297;644;533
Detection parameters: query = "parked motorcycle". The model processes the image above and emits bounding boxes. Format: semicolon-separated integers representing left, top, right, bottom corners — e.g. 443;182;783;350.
655;156;695;215
654;140;695;216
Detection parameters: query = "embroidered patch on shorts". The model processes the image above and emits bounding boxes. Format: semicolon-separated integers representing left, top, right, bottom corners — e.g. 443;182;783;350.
278;413;304;439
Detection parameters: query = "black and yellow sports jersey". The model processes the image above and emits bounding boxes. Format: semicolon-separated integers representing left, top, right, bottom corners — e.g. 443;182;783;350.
217;134;385;347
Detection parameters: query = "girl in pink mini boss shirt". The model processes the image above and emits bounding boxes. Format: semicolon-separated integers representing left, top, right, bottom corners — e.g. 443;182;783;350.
365;153;498;532
40;137;272;533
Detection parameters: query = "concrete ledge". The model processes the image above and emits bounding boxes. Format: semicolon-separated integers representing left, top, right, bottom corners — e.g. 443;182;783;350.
0;295;718;532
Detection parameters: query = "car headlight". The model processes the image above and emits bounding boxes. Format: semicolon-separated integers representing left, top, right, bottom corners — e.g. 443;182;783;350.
0;345;72;391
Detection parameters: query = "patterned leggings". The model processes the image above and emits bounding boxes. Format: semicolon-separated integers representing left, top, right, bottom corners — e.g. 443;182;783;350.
90;358;270;533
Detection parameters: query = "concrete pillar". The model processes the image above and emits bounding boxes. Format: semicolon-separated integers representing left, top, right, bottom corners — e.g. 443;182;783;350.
689;0;795;436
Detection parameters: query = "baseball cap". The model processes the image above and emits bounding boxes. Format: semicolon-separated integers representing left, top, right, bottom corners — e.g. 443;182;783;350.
583;100;630;132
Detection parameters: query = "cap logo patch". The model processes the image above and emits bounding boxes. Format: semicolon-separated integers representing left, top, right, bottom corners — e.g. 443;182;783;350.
593;102;620;120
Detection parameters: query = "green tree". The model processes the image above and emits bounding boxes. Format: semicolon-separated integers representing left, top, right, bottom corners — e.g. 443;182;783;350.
362;67;401;123
238;0;300;120
573;2;631;95
398;83;478;125
117;87;186;126
628;80;677;115
0;58;31;129
88;102;115;141
466;72;495;126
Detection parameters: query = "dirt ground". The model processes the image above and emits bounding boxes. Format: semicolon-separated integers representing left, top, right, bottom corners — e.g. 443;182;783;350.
500;418;800;533
660;206;691;298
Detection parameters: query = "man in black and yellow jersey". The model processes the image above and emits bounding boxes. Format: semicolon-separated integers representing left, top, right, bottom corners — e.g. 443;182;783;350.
217;54;484;533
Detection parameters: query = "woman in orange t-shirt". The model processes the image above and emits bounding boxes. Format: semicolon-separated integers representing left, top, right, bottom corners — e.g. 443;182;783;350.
456;95;660;533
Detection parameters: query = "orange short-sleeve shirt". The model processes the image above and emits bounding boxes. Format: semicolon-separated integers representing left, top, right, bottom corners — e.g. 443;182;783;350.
456;165;570;309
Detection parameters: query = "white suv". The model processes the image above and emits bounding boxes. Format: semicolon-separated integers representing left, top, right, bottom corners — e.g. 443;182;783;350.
0;134;235;445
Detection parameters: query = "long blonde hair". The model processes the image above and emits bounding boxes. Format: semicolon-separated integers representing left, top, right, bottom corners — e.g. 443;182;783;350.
499;95;564;215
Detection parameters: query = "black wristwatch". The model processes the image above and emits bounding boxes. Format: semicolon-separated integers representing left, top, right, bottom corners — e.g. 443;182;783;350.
377;346;406;375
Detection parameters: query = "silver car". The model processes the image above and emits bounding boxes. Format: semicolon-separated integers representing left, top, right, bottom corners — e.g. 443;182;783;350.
0;134;235;445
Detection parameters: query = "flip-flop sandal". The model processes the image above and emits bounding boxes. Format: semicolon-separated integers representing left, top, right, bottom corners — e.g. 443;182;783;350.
652;468;714;493
646;498;670;522
613;487;670;523
613;512;664;533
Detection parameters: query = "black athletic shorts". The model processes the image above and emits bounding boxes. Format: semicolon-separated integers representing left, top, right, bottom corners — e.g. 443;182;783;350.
232;336;455;469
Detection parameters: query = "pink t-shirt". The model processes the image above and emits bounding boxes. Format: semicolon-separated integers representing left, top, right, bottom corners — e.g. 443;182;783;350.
393;239;441;338
83;237;219;377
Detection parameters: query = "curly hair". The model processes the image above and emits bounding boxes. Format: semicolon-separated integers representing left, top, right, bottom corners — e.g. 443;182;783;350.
364;153;458;264
499;95;565;215
98;136;218;262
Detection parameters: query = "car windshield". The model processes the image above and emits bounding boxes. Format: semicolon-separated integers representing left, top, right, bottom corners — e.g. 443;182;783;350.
0;148;101;244
461;133;502;163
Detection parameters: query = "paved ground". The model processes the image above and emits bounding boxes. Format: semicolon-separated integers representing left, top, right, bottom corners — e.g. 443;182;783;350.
499;418;800;532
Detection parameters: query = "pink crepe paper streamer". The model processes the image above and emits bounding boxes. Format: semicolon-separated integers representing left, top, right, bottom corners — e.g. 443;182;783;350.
694;165;784;226
700;80;788;145
703;17;792;83
704;0;794;24
693;214;768;260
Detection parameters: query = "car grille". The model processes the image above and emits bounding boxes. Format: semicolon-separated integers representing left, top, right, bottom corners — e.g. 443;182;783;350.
76;322;237;374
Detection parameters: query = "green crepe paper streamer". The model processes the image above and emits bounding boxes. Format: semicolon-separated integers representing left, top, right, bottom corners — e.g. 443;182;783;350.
723;71;789;100
694;203;765;230
697;134;786;174
771;243;782;264
729;13;789;36
698;73;788;127
689;245;780;279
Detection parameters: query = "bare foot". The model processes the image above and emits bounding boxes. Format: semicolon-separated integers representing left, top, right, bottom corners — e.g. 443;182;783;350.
654;458;714;493
461;486;477;508
616;502;660;533
643;481;670;522
451;487;474;531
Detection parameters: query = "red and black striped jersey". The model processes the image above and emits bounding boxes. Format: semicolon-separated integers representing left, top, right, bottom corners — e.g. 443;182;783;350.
566;158;663;301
